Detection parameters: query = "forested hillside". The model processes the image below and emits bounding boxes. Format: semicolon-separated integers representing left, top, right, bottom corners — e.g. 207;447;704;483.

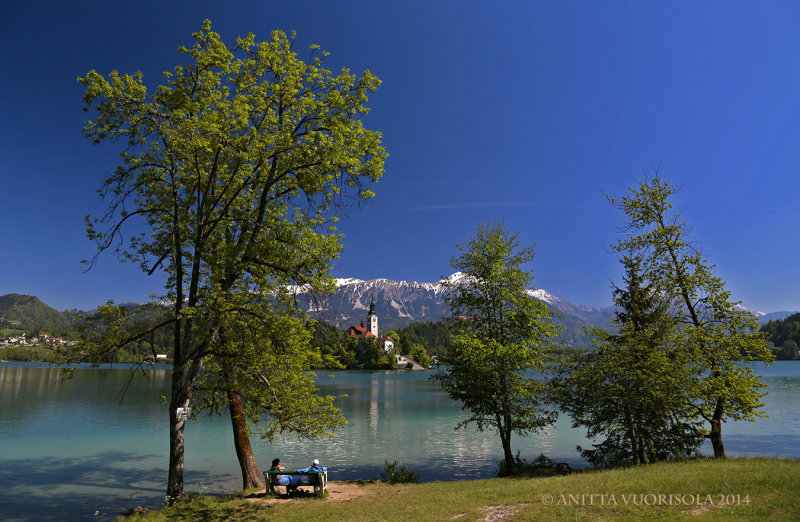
760;313;800;359
0;295;173;363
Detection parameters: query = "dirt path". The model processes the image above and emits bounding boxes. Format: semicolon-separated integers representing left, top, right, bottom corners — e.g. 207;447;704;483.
245;481;376;505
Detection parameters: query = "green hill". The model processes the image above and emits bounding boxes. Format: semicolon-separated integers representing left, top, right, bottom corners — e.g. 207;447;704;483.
0;294;81;334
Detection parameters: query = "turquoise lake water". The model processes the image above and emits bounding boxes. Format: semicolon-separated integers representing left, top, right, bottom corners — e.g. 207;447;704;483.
0;361;798;520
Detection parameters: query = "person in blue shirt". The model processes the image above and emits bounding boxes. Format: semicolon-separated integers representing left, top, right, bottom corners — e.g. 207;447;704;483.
295;459;327;473
289;459;327;493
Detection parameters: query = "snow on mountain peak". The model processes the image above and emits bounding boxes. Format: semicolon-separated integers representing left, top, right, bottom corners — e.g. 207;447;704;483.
734;303;766;317
527;288;559;305
335;277;364;287
438;272;472;285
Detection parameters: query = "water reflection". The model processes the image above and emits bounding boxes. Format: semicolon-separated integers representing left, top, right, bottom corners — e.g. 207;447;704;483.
1;362;798;521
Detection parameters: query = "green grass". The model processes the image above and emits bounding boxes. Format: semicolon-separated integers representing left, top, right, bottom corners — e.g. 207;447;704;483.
128;457;799;521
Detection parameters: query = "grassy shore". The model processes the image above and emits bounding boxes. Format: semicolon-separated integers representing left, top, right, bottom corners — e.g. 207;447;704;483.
130;457;798;521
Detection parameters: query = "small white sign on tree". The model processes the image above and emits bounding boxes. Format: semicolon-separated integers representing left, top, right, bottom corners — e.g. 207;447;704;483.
176;407;191;421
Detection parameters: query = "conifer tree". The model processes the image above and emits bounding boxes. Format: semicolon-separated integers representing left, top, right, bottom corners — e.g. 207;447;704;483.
552;255;702;466
608;177;773;457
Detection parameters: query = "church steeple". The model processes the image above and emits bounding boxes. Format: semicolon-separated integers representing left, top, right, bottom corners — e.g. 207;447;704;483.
368;296;378;337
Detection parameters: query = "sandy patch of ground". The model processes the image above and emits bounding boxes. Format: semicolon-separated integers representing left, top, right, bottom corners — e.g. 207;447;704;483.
481;503;530;521
245;481;376;505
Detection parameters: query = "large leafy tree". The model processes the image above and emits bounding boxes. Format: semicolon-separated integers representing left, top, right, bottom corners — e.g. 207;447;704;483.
551;255;703;467
608;177;773;457
433;221;561;474
76;21;385;500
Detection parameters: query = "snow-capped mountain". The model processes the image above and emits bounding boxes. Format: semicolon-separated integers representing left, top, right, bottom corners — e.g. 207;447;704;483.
296;273;783;347
301;273;615;346
307;276;453;330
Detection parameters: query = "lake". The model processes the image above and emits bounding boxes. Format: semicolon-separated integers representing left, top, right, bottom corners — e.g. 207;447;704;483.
0;361;798;520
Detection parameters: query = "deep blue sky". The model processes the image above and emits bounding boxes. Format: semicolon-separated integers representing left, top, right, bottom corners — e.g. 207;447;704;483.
2;1;799;313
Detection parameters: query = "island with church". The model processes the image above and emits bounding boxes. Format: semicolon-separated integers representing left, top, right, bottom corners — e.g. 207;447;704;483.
311;297;431;370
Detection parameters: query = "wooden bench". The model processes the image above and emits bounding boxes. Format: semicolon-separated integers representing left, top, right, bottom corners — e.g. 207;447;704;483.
264;470;328;496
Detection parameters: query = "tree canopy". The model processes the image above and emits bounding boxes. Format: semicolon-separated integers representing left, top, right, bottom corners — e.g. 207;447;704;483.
433;221;561;474
551;255;703;467
608;177;773;458
74;20;385;500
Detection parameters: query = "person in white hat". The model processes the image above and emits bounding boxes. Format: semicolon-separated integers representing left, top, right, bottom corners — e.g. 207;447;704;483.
295;459;326;474
291;459;328;493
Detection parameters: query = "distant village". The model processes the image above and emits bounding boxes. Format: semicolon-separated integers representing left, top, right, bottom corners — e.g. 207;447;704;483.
0;332;78;347
0;298;433;368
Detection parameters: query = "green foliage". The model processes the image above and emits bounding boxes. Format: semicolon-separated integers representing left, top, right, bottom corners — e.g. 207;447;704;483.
310;321;352;369
397;321;451;357
761;313;800;359
383;329;400;344
309;321;402;369
608;176;773;457
406;342;431;367
551;256;703;467
496;452;570;477
778;339;798;360
193;315;346;442
433;221;562;472
356;337;395;369
380;460;419;484
76;19;385;499
0;345;56;362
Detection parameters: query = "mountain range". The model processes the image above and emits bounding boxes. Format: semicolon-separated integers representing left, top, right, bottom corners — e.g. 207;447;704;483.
2;274;795;350
301;272;616;348
300;273;796;348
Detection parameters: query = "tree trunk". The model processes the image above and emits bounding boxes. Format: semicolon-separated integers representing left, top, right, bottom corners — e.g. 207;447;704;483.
166;203;186;504
166;404;187;502
709;399;726;458
225;361;264;490
497;412;514;475
500;432;514;474
166;367;188;503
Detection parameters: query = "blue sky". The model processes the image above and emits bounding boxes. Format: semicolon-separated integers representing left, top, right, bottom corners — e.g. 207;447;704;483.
1;1;799;313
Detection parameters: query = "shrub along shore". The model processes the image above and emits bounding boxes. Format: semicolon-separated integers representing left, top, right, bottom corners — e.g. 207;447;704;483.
126;457;798;521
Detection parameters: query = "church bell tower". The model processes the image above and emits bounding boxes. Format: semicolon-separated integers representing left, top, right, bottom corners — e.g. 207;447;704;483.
368;296;378;337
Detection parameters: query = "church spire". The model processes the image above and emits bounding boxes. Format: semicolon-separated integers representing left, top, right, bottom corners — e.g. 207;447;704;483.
368;296;378;336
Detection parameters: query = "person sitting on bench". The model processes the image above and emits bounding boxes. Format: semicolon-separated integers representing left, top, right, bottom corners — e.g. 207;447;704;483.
295;458;327;474
270;458;290;487
286;459;327;492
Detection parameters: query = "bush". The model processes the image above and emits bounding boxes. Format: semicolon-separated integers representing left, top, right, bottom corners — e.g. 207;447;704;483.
497;451;528;476
380;460;419;484
497;452;570;477
0;345;56;362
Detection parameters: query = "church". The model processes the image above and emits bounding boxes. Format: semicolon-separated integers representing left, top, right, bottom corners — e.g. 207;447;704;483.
346;297;395;353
